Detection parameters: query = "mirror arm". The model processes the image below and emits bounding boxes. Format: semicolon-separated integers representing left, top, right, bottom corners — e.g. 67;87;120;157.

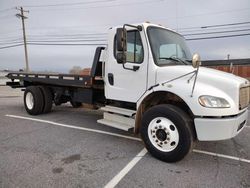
190;66;200;97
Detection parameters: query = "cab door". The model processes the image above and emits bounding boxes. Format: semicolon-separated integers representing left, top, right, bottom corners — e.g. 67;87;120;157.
105;29;148;103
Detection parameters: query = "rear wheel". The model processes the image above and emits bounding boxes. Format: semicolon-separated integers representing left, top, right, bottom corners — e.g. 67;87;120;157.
39;86;53;113
140;104;194;162
24;86;44;115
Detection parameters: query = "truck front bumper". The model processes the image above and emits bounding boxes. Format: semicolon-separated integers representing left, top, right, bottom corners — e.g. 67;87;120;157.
194;110;248;141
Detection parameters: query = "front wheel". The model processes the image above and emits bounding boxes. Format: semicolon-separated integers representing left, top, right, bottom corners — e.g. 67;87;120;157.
140;104;194;162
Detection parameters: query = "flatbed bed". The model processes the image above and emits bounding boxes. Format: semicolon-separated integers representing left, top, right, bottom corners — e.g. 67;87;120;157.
5;72;104;89
5;47;105;106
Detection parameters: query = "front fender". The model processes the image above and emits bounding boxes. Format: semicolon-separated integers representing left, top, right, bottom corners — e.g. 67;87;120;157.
137;80;238;117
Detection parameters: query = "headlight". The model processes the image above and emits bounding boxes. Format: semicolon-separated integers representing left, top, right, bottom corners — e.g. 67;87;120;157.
199;95;230;108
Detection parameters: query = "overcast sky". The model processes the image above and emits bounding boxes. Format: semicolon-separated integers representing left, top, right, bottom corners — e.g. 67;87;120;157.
0;0;250;72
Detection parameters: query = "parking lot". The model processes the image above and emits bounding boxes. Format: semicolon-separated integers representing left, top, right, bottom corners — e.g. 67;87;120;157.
0;86;249;188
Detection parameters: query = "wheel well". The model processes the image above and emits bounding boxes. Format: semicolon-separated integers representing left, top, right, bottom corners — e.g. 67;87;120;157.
135;91;196;136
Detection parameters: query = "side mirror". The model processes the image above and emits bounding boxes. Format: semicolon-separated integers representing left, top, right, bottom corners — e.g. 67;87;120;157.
192;53;201;68
116;28;127;64
116;28;127;52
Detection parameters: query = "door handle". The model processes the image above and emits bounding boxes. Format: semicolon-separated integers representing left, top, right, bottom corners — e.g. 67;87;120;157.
133;66;140;71
108;73;114;85
122;64;140;71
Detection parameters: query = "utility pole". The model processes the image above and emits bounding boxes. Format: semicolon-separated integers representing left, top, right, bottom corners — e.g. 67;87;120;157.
16;7;30;72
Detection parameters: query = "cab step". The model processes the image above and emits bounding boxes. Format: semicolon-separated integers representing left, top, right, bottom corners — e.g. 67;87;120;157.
97;106;136;131
100;105;136;116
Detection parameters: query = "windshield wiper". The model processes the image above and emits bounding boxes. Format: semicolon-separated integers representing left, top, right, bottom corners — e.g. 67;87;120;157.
159;57;188;65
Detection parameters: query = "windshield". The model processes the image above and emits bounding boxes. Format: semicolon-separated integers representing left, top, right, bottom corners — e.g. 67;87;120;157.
147;26;192;66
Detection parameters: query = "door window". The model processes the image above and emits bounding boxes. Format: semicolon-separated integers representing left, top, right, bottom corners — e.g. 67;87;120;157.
114;30;144;64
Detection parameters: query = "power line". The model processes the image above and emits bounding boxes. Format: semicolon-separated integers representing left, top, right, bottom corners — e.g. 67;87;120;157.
0;35;107;43
0;43;23;49
23;0;115;8
179;7;250;19
186;33;250;41
1;32;249;49
30;36;106;40
1;32;249;47
0;8;14;13
183;28;250;36
28;39;106;43
179;21;250;31
25;0;162;11
179;25;250;33
0;39;106;44
0;42;106;50
0;40;23;45
28;42;107;46
5;27;250;43
0;33;107;43
153;7;250;24
0;14;14;19
28;32;107;37
1;30;250;45
24;24;244;41
201;21;250;29
20;21;250;35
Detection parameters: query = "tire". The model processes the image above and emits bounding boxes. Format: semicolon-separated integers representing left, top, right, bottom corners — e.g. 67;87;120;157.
70;100;82;108
140;104;194;162
39;86;53;113
24;86;44;115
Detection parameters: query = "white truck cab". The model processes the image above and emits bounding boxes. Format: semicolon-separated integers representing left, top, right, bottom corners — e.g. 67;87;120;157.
100;22;249;162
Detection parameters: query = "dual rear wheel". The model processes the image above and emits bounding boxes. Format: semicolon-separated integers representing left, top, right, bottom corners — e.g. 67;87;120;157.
24;86;82;115
24;86;53;115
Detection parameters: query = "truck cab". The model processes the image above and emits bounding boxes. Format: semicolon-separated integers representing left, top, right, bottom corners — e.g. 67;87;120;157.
99;22;249;161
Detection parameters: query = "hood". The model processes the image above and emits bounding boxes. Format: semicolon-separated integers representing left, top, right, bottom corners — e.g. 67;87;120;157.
156;65;249;89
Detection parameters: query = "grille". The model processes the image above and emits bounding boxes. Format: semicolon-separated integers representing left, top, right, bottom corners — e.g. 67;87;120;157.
239;86;250;110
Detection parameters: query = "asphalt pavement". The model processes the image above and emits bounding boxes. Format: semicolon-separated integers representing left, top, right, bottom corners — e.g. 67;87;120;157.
0;86;249;188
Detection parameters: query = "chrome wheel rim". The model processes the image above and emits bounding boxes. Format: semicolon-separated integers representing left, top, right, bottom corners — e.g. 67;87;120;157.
148;117;179;152
26;92;34;110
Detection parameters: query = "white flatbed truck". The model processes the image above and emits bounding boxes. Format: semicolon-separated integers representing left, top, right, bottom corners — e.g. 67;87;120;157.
6;22;249;162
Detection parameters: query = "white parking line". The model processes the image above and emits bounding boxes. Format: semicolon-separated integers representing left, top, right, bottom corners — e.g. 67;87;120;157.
5;114;250;165
5;114;141;142
193;149;250;164
104;148;148;188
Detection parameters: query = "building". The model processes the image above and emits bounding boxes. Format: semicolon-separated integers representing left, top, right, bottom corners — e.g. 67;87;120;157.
203;58;250;80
